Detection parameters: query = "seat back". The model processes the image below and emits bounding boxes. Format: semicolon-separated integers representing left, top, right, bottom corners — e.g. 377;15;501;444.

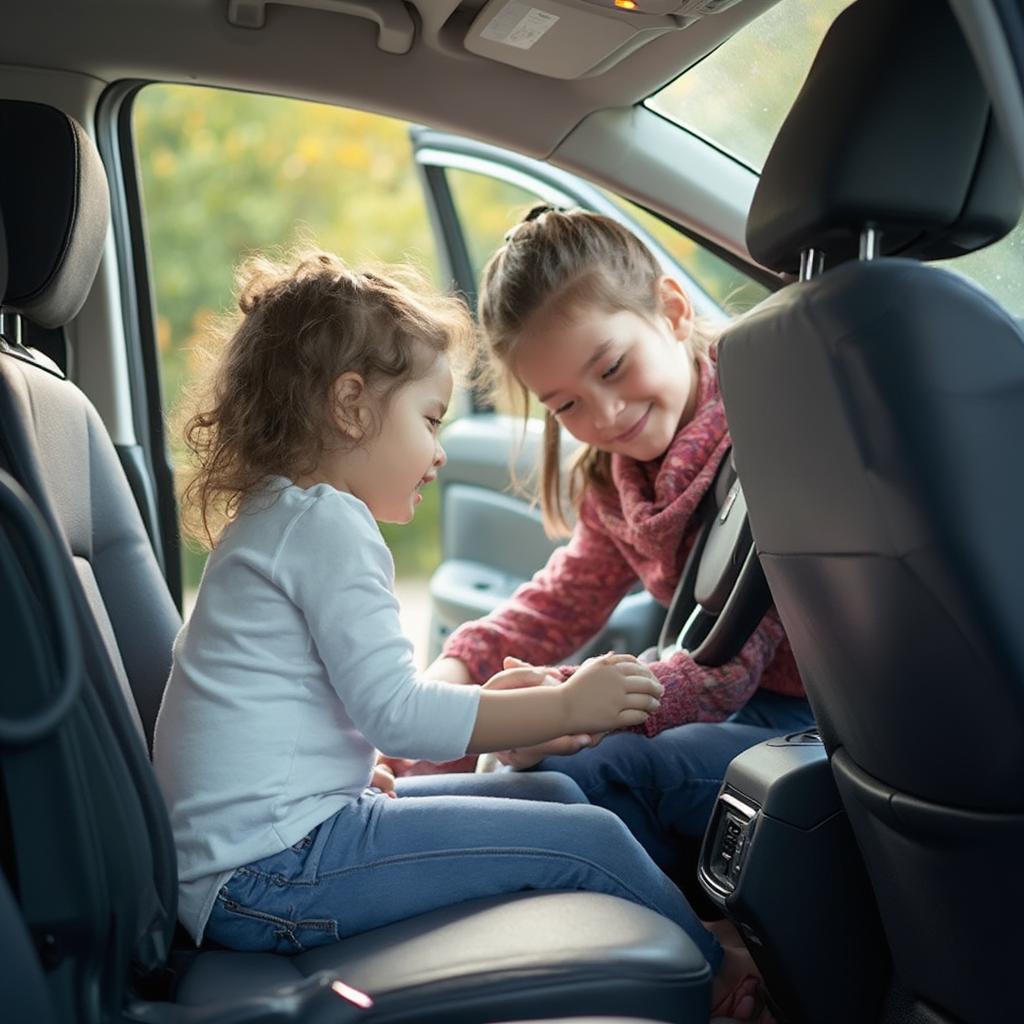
0;102;182;750
716;2;1024;1021
0;101;181;1021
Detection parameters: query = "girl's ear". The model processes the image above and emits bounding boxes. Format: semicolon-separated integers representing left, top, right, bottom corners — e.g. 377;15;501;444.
331;371;370;439
657;276;694;343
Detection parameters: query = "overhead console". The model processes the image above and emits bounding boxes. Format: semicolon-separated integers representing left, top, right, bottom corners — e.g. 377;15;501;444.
225;0;761;87
464;0;745;78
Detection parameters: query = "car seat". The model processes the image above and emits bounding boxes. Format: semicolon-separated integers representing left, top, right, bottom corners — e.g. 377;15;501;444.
715;1;1024;1021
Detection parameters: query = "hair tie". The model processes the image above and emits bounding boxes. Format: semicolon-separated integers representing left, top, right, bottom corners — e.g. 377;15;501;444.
503;203;569;242
524;203;556;222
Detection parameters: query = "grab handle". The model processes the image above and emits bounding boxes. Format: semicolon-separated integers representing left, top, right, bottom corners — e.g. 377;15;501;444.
227;0;415;54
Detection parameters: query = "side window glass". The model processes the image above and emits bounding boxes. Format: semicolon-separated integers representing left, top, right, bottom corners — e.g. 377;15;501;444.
134;84;444;614
937;220;1024;316
444;168;552;418
445;169;545;282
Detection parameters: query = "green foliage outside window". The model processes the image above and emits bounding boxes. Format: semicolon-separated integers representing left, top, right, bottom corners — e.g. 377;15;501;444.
135;85;449;589
136;86;763;602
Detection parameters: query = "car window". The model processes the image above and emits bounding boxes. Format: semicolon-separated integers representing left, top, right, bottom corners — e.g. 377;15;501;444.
646;0;854;171
444;165;769;316
937;220;1024;317
446;168;544;283
134;83;445;599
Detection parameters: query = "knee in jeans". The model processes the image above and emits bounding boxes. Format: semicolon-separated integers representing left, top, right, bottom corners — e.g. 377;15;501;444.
573;801;637;846
528;771;588;804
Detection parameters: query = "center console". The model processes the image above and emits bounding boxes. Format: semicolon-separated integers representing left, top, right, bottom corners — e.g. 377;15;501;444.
699;729;889;1024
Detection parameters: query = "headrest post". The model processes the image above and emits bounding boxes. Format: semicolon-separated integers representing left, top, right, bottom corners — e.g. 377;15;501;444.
0;309;24;348
798;248;825;282
859;225;882;261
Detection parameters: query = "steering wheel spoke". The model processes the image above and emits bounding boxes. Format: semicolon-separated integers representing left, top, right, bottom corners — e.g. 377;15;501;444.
658;450;772;666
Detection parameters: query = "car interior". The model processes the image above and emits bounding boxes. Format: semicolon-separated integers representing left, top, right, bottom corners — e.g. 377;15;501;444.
0;0;1022;1023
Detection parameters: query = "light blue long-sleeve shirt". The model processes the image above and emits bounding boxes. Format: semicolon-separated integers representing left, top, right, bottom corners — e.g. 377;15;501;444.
153;479;480;943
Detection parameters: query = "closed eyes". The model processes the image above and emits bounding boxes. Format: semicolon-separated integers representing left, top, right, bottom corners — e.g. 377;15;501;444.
601;355;624;379
551;354;624;416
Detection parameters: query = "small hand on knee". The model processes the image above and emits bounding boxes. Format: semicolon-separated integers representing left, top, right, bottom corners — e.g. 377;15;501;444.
370;761;397;797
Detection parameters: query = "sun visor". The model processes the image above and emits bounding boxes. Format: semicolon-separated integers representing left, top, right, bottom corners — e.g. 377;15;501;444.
464;0;744;79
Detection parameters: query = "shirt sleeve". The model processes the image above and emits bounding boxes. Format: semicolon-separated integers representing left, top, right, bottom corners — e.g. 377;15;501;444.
625;607;789;735
441;497;639;682
274;492;480;761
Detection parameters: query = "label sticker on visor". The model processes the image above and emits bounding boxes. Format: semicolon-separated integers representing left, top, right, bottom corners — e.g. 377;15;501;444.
481;3;559;50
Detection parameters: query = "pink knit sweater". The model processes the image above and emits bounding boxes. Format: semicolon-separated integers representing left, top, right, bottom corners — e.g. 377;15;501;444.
442;357;805;736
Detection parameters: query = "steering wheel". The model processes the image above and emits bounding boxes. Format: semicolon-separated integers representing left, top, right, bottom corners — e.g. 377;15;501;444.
657;449;772;666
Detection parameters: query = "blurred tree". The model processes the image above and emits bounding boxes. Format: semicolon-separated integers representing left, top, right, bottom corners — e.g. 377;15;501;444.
136;85;445;588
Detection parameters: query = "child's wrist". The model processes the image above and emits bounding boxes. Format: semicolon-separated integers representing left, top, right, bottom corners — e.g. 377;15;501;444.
557;677;580;734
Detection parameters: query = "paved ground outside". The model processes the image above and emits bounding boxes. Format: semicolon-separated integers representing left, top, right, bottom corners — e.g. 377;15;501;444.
394;576;432;670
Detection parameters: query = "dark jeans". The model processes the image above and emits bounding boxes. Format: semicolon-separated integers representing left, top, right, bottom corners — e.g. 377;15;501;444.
535;690;815;878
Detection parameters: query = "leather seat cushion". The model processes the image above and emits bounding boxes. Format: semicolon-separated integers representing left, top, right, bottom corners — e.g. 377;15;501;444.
176;892;710;1023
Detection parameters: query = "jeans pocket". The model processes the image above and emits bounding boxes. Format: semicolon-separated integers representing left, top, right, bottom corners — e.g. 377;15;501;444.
290;829;316;853
210;888;339;954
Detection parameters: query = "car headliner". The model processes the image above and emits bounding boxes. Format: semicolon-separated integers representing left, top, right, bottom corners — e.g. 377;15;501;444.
0;0;782;159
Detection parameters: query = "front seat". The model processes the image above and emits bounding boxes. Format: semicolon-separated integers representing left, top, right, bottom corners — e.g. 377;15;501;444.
0;99;710;1024
715;1;1024;1022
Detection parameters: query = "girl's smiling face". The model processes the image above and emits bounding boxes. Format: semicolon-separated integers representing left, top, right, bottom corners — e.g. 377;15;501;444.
319;351;453;524
356;355;452;523
513;277;698;462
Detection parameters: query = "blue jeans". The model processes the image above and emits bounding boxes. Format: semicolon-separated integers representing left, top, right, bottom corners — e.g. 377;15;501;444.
535;690;815;878
204;771;722;971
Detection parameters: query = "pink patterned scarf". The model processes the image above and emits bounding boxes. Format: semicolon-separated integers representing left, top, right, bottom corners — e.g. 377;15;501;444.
585;355;731;605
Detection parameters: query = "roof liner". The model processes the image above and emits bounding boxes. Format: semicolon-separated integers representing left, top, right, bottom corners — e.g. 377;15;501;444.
0;0;779;157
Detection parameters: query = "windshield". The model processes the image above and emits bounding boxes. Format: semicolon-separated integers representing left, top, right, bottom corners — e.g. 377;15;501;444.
646;0;853;170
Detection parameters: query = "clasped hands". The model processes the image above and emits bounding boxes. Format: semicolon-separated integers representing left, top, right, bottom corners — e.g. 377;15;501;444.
483;652;656;769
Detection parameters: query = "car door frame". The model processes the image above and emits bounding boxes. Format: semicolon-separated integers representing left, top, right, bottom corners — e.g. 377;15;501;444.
412;125;725;329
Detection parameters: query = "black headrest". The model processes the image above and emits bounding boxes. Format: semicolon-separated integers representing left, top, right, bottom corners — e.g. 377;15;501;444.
0;101;110;328
747;0;1023;275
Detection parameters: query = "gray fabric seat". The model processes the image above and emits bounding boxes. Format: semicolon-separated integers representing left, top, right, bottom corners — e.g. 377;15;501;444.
715;2;1024;1022
0;98;710;1024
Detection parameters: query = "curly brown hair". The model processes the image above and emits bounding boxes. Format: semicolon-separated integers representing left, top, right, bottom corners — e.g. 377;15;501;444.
178;249;473;548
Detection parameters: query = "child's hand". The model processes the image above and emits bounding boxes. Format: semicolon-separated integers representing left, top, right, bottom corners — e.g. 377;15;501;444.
485;656;592;766
482;659;558;691
560;653;662;733
495;734;594;769
370;761;397;798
